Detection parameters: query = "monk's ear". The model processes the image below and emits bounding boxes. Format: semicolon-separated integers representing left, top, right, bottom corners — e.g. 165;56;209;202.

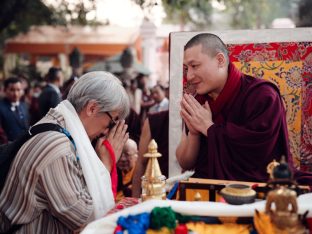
85;100;98;117
216;53;227;68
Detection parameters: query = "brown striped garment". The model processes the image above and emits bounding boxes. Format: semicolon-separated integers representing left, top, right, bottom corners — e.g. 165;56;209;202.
0;109;94;233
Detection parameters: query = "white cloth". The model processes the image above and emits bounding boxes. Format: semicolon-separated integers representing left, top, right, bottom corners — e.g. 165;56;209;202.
56;100;115;220
10;101;20;112
81;193;312;234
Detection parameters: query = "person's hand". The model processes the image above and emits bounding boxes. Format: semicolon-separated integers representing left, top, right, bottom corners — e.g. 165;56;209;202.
180;94;213;136
107;120;129;161
95;120;129;172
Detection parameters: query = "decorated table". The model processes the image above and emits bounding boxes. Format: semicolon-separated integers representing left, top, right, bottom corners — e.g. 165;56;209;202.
82;140;312;233
81;193;312;234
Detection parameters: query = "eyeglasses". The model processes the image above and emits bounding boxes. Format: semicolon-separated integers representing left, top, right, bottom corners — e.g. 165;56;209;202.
106;112;117;130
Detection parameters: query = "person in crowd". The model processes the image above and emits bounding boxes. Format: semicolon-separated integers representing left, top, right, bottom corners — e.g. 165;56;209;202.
163;82;170;99
38;67;64;118
0;71;130;233
125;108;142;145
176;33;311;184
125;79;142;115
132;110;169;198
116;138;138;201
17;74;31;105
0;126;8;144
137;74;154;124
29;81;45;125
0;83;4;99
0;77;29;141
148;85;169;114
62;67;81;100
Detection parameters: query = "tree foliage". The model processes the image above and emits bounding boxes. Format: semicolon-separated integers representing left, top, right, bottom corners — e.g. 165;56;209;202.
0;0;55;34
221;0;298;29
0;0;55;69
46;0;100;26
0;0;100;72
0;0;100;37
133;0;213;30
163;0;213;29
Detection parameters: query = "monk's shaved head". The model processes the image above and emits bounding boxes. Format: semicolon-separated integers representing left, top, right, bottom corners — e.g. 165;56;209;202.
184;33;229;65
124;139;138;156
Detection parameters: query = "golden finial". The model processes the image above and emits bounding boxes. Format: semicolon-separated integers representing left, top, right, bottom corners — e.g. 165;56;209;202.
194;192;202;201
144;139;161;158
141;139;166;201
267;159;280;179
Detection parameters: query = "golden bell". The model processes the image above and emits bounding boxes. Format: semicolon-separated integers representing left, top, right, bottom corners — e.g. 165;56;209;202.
141;139;166;201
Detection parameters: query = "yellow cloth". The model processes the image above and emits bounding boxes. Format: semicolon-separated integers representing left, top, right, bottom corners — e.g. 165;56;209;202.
147;227;173;234
254;211;275;234
186;222;251;234
254;211;290;234
116;167;135;202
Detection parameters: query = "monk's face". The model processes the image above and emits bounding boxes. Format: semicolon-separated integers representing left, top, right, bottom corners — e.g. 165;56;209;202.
117;140;138;173
183;44;226;97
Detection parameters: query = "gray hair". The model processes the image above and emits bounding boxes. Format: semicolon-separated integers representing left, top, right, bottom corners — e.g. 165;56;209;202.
184;33;229;65
67;71;130;119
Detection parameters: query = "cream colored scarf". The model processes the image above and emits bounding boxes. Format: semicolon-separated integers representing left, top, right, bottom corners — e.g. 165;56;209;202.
56;100;114;220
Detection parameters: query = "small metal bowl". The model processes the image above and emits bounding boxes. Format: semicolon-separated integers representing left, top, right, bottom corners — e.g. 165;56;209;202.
220;184;256;205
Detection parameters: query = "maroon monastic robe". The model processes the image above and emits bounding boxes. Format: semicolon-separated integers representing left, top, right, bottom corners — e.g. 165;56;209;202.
125;108;142;145
193;63;311;185
149;110;169;178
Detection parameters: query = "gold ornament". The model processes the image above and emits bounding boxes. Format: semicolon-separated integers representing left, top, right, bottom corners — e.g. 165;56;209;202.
267;159;280;179
141;139;166;201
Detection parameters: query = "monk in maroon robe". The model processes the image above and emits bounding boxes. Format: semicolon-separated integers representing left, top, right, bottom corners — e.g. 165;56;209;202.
177;33;311;185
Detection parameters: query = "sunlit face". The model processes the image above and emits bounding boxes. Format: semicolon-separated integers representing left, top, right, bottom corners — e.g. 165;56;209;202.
5;82;23;103
117;141;138;173
183;44;224;96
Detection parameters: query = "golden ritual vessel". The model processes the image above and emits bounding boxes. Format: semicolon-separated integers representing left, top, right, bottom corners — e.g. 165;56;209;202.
264;157;306;233
266;159;280;179
141;139;166;201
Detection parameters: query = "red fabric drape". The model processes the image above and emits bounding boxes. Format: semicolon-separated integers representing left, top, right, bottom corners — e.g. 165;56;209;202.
102;140;117;199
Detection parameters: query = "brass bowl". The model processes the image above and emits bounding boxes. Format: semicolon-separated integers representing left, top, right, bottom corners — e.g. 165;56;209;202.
220;184;256;205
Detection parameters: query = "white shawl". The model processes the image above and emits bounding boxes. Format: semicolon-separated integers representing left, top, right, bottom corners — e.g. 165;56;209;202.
56;100;115;220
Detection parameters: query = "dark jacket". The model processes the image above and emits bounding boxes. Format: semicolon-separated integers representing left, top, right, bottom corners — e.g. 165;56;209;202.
38;84;62;118
0;98;29;141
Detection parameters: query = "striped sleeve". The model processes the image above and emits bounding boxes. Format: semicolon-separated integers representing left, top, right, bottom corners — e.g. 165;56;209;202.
38;154;94;230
